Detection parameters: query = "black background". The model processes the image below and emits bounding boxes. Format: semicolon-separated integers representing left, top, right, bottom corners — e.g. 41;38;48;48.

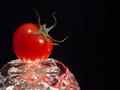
0;0;106;90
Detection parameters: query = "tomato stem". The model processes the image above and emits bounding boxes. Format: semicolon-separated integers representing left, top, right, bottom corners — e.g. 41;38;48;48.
33;8;41;27
48;35;69;43
33;11;68;45
46;12;57;33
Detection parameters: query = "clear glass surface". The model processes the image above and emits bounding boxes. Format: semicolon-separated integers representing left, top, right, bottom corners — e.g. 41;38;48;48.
0;58;80;90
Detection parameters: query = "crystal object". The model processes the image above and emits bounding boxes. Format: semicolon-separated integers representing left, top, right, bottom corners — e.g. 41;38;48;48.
0;58;80;90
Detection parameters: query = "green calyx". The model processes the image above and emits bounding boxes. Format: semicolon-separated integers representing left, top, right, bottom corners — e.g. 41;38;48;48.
33;10;68;45
33;24;69;45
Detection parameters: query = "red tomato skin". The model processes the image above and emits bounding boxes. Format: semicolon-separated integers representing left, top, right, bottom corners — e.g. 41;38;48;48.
13;23;53;62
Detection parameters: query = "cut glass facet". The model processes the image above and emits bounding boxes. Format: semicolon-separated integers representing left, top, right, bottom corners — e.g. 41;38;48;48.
0;58;80;90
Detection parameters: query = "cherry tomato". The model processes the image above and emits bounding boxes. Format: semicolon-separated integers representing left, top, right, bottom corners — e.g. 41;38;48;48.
13;23;53;62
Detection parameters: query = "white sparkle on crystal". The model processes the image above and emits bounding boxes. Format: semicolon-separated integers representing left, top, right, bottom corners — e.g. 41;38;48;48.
6;86;14;90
